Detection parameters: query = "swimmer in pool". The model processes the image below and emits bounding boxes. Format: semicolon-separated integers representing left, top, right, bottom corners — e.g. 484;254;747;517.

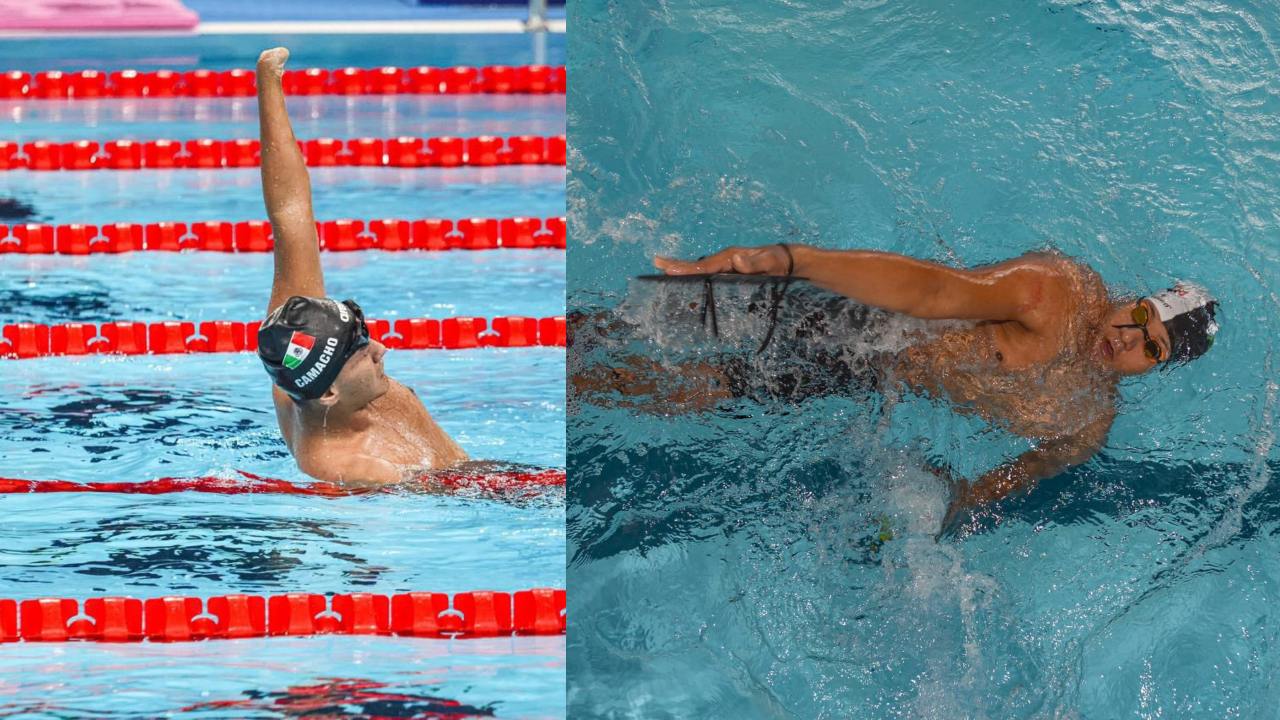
608;244;1219;532
252;47;467;485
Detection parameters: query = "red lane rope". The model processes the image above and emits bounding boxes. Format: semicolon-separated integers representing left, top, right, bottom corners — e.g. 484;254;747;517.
0;65;566;99
0;468;565;496
0;216;565;254
0;588;566;642
0;315;567;359
0;135;566;171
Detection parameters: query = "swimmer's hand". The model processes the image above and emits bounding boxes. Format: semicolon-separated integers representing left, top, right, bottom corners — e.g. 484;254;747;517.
257;47;290;77
929;464;972;539
654;245;792;276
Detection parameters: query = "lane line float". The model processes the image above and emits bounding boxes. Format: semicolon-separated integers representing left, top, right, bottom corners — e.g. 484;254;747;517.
0;316;568;359
0;135;567;171
0;588;566;642
0;65;566;99
0;216;565;254
0;468;566;496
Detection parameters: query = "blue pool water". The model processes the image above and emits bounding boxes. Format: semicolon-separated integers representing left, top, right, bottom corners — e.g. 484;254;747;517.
569;1;1278;718
1;32;564;718
0;34;564;72
0;96;567;142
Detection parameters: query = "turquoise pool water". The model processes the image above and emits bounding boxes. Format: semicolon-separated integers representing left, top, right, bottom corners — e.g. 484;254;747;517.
569;1;1278;717
1;32;564;718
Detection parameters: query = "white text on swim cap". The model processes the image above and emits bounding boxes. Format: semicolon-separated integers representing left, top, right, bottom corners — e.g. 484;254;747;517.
294;336;340;388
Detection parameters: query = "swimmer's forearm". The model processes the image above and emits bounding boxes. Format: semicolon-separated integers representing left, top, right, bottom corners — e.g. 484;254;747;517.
955;451;1053;509
257;67;312;225
257;49;323;312
943;425;1107;531
791;246;963;317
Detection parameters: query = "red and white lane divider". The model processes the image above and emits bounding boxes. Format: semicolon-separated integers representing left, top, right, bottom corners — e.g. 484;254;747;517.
0;315;567;359
0;588;566;643
0;65;566;100
0;217;565;254
0;135;566;171
0;468;565;496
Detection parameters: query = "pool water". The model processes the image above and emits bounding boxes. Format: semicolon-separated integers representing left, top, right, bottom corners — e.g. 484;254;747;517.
0;32;565;719
569;1;1278;717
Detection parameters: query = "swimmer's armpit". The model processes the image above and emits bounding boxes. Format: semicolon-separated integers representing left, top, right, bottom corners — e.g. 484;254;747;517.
939;412;1113;536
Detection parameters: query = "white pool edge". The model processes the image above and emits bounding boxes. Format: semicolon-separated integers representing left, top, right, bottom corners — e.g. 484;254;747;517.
200;20;566;34
0;19;566;38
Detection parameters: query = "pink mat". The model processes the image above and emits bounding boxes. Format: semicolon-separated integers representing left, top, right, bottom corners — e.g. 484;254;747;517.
0;0;198;31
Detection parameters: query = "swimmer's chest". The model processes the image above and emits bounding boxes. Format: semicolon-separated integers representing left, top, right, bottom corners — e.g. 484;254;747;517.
904;323;1099;431
363;382;437;446
288;383;436;460
983;320;1065;370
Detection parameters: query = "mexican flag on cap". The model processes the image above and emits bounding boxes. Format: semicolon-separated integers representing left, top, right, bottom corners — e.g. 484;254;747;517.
282;331;315;369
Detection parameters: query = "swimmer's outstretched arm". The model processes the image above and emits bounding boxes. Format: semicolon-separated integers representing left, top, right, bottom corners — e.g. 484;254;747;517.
939;412;1113;535
655;245;1064;326
257;47;323;315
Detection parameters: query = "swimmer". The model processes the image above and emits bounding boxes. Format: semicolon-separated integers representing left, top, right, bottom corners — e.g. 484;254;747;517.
627;244;1220;533
252;47;467;486
0;197;37;221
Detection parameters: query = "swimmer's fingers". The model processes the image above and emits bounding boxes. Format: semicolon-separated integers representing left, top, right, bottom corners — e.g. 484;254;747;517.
653;249;736;275
654;246;783;276
256;47;290;76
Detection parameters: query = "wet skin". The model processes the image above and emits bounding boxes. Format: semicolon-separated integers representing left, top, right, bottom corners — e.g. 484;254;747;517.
645;245;1183;533
257;46;468;486
273;340;468;486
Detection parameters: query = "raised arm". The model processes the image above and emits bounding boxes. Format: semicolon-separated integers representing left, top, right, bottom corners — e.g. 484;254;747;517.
939;412;1114;535
655;244;1064;325
257;47;323;315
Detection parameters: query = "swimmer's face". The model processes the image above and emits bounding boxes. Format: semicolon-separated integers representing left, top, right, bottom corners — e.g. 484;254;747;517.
1097;299;1173;375
326;340;391;407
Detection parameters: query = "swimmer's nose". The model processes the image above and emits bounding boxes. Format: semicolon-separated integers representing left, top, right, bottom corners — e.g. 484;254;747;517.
1118;327;1141;351
371;340;387;362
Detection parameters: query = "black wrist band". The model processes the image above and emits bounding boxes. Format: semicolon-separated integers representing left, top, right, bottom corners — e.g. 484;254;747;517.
777;243;795;277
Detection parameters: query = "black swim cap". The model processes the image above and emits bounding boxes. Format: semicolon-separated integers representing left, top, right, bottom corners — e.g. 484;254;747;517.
257;296;368;400
1146;282;1220;364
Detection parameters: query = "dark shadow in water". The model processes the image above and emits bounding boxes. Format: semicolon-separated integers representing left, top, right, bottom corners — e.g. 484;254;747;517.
0;283;128;325
182;678;497;719
23;515;390;590
0;678;497;719
574;413;1280;563
962;457;1279;540
0;197;37;222
0;387;271;456
570;437;872;565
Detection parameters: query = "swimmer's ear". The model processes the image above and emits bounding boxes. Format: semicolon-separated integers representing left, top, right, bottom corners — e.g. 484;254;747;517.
315;387;341;407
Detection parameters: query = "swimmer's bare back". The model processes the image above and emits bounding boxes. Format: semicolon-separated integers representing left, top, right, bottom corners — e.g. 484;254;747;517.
257;47;467;487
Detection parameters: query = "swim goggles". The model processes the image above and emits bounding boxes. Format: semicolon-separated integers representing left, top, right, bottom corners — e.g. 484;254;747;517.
1112;301;1164;363
341;299;371;358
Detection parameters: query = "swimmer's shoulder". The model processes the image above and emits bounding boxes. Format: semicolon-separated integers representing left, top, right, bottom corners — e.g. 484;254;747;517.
1014;250;1105;292
1002;251;1109;319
